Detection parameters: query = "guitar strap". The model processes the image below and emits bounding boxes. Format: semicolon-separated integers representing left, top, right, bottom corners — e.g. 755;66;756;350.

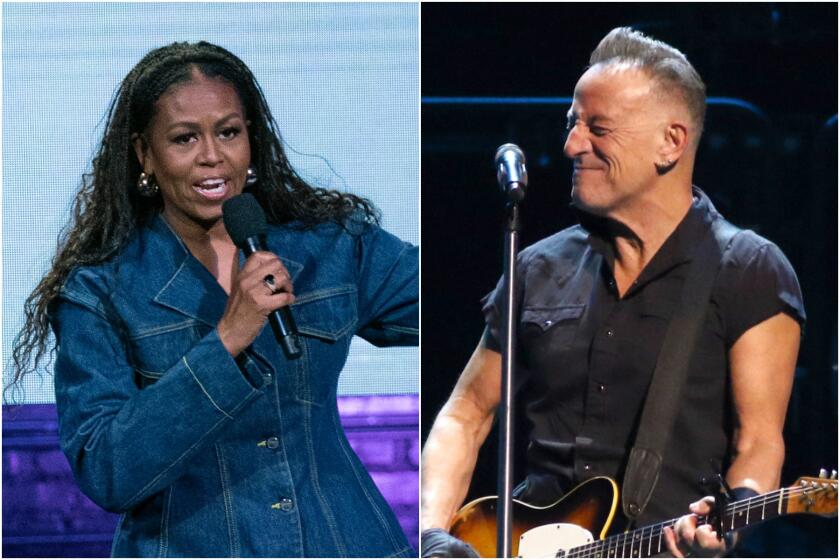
621;215;740;521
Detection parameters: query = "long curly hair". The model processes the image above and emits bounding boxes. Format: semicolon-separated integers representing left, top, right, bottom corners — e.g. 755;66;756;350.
9;41;380;394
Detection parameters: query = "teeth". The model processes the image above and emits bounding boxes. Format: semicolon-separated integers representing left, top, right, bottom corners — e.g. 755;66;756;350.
198;178;225;188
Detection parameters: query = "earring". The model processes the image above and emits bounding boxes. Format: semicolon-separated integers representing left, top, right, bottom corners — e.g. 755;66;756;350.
246;167;258;186
137;172;159;197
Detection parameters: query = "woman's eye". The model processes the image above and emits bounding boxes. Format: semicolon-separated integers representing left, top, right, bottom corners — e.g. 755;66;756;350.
591;127;609;137
219;127;240;139
172;133;195;144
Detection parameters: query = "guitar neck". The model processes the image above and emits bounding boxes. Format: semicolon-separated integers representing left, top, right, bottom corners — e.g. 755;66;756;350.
564;488;795;558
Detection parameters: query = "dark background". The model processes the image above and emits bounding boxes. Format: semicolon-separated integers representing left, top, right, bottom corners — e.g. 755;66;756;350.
421;3;837;555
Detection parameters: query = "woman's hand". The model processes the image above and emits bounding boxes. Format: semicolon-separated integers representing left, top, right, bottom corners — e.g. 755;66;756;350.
217;251;294;357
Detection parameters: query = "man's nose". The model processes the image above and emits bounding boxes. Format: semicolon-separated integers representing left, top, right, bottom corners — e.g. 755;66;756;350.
563;124;590;159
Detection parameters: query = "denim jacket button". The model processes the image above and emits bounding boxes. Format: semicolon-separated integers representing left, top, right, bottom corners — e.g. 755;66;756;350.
271;497;294;512
266;437;279;449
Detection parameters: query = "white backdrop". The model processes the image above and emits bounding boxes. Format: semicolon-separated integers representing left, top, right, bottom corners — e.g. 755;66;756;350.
2;2;419;402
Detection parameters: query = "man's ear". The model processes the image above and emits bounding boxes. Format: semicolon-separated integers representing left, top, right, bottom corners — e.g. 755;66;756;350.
659;121;689;163
131;132;149;171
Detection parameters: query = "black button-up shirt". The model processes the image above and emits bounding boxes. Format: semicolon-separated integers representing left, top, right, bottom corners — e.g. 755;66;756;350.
482;188;805;525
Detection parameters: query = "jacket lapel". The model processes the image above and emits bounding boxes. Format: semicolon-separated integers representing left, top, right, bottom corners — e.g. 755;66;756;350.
146;216;230;328
145;217;304;330
154;258;230;328
243;227;304;283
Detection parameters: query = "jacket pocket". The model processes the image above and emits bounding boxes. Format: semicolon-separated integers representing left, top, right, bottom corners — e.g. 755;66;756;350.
293;285;357;341
128;320;203;388
288;286;357;404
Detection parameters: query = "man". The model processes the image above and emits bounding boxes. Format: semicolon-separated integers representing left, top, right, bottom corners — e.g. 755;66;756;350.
421;27;804;557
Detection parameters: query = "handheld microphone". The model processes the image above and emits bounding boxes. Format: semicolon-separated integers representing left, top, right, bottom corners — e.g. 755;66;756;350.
494;143;528;203
223;193;302;360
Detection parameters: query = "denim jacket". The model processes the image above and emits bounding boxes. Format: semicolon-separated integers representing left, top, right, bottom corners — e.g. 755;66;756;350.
49;214;418;557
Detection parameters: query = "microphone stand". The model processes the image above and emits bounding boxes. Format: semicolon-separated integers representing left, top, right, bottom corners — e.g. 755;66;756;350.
497;199;521;558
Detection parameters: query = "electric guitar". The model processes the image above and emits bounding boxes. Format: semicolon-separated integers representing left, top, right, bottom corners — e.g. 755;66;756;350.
449;471;838;557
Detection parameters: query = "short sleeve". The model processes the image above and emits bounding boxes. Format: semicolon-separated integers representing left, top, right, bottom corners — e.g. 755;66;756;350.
480;279;505;352
480;250;532;353
718;237;806;347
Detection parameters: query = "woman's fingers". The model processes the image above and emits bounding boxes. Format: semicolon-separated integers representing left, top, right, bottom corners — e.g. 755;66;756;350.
239;252;293;296
218;251;295;356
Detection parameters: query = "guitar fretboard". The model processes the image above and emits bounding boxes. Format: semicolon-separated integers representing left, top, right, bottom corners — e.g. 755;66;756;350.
561;486;803;558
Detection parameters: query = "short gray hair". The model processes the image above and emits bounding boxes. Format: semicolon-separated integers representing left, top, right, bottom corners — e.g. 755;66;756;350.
589;27;706;142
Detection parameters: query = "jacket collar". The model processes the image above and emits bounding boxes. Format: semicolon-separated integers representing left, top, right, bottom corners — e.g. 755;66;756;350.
142;214;303;328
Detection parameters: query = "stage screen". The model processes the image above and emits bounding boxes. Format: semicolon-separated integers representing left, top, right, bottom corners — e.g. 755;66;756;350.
2;2;419;403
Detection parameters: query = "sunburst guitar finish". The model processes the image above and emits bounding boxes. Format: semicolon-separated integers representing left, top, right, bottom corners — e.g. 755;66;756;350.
449;477;618;558
448;473;837;558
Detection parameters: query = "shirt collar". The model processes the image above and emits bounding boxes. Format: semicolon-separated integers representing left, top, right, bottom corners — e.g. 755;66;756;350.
575;187;719;293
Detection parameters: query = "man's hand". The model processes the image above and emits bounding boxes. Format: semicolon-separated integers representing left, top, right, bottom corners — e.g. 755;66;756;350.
663;497;728;557
421;528;480;558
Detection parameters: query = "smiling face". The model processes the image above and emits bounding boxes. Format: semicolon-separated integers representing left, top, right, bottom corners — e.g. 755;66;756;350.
133;70;251;234
563;64;670;218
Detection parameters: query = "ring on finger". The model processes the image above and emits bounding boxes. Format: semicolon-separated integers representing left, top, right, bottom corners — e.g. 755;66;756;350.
264;274;278;294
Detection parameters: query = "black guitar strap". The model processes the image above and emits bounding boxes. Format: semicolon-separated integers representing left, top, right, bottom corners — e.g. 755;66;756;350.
621;216;740;521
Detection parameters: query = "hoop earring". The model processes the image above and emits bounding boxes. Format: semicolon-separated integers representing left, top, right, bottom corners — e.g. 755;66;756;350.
137;172;160;197
246;167;258;186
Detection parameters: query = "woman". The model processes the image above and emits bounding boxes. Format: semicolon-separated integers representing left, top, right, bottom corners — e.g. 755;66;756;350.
11;41;417;557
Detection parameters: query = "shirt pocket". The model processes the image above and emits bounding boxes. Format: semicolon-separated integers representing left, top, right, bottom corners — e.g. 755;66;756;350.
520;304;586;350
632;297;677;376
288;285;358;404
638;298;675;320
127;320;203;389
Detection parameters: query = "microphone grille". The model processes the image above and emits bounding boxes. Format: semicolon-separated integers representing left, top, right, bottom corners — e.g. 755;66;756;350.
494;143;525;164
223;193;268;247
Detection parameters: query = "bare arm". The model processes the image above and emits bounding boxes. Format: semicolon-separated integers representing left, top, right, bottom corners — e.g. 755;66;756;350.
724;311;800;492
420;338;502;531
666;311;801;556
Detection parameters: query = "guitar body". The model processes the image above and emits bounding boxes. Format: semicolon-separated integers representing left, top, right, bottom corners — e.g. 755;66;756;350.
449;476;619;557
449;473;837;558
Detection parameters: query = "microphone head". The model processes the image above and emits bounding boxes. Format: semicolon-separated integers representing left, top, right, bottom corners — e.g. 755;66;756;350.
494;143;528;202
223;193;268;247
494;143;525;165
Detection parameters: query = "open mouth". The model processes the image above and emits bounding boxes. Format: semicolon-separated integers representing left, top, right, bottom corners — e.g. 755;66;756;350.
193;178;229;200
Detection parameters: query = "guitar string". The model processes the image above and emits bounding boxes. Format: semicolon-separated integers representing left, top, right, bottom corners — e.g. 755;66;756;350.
561;485;835;558
565;486;832;558
566;499;796;559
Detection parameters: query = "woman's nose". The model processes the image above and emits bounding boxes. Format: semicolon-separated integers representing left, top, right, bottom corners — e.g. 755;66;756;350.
198;136;223;165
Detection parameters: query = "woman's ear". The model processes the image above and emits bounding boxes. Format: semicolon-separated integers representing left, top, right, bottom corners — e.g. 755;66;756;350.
131;132;148;171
